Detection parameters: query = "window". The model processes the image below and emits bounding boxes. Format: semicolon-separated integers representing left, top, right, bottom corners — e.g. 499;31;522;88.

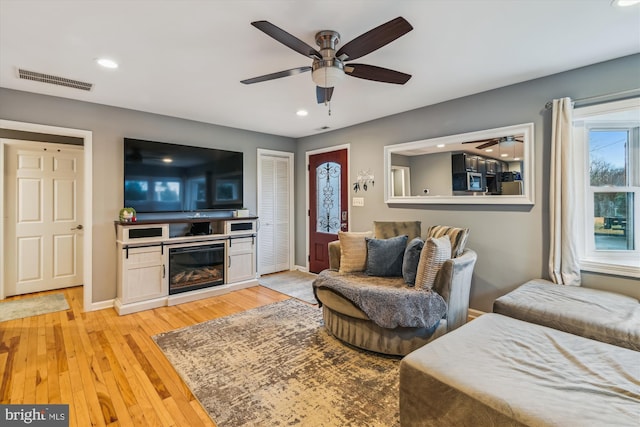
573;98;640;278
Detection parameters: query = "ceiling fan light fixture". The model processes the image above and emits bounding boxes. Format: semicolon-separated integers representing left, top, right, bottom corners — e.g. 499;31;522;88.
312;59;345;88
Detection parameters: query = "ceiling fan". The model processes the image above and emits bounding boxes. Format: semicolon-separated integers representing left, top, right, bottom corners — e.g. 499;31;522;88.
463;135;524;150
241;17;413;104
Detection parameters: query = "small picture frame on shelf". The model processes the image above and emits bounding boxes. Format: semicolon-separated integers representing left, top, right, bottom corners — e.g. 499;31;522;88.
119;207;137;222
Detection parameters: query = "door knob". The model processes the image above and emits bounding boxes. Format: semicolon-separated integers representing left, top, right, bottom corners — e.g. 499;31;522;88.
71;224;84;230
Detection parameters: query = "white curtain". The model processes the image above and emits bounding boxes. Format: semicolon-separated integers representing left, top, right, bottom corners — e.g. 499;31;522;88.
549;97;581;286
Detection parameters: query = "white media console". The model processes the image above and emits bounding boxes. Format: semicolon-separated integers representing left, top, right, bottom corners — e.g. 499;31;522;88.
115;217;257;315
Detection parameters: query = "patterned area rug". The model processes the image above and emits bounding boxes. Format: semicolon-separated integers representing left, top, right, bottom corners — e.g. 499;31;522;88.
258;270;318;304
153;299;400;427
0;293;69;322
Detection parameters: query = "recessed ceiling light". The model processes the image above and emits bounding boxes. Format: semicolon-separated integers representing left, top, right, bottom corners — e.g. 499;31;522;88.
296;109;308;117
500;153;509;158
436;144;445;148
514;157;521;161
96;58;118;69
485;149;493;152
162;157;173;163
611;0;640;6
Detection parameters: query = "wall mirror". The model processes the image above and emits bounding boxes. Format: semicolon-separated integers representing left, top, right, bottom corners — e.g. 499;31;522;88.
384;123;534;205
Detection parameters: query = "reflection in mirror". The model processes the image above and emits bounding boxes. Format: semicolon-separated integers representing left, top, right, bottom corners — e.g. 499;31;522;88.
391;166;411;197
384;123;534;205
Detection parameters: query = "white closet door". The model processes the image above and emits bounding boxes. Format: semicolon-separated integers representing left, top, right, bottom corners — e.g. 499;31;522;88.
4;140;84;296
258;152;292;275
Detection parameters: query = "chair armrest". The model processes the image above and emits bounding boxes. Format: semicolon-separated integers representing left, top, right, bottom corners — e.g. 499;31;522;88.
328;240;341;271
434;248;477;332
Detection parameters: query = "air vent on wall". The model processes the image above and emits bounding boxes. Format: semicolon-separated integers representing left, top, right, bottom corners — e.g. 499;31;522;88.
18;68;93;91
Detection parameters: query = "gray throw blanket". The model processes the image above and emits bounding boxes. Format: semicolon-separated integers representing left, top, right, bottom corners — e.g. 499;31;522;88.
312;270;447;329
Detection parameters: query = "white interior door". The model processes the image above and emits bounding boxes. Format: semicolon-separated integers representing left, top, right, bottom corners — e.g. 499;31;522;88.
258;150;293;275
4;140;84;296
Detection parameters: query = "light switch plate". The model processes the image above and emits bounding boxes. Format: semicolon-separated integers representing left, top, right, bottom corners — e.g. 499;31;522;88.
352;197;364;207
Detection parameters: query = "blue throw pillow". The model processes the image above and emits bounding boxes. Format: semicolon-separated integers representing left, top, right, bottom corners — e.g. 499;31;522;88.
365;235;408;277
402;237;424;286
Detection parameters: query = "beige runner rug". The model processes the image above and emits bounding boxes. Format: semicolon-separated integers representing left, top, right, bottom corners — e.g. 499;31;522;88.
0;293;69;322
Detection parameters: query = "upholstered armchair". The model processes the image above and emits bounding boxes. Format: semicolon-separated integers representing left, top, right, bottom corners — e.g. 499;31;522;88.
314;221;477;355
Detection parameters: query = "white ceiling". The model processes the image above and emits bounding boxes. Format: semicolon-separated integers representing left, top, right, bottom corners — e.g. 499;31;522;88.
1;0;639;138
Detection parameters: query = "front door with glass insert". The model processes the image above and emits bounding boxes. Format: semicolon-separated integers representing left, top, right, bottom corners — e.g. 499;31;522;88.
308;149;348;273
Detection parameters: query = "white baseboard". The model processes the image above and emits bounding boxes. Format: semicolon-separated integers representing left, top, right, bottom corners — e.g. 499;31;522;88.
89;299;116;312
294;265;308;272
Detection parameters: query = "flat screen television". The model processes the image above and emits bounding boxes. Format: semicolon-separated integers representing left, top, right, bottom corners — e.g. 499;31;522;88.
124;138;243;213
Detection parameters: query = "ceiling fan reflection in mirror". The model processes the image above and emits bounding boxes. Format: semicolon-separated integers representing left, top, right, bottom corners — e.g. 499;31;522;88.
241;17;413;104
462;135;524;150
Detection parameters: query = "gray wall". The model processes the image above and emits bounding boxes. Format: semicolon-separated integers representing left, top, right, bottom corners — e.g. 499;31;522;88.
2;54;638;310
295;54;640;311
409;152;452;196
0;89;295;302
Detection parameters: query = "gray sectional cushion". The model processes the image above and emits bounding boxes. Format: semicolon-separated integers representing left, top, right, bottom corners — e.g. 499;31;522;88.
402;237;424;286
400;313;640;427
365;234;408;277
493;279;640;351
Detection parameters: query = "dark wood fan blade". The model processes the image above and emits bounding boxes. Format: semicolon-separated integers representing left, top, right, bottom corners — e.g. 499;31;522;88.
241;66;312;84
477;140;500;150
462;138;499;144
316;86;334;104
251;21;321;59
336;17;413;61
345;64;411;84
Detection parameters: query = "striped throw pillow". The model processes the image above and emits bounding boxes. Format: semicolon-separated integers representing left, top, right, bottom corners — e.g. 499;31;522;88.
338;231;374;273
414;235;452;290
426;225;469;258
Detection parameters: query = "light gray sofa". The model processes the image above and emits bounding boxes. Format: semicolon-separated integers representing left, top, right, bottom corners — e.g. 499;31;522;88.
493;278;640;351
399;280;640;426
400;313;640;426
312;221;477;356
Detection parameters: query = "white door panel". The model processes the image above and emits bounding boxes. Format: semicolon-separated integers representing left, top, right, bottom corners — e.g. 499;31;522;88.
18;178;43;222
53;234;76;277
17;236;43;282
4;140;83;296
54;179;76;221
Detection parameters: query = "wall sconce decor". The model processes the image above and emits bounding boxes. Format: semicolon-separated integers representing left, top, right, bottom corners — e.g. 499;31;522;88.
353;169;375;192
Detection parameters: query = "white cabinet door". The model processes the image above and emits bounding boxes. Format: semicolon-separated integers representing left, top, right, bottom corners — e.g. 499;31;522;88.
118;245;166;304
226;237;255;283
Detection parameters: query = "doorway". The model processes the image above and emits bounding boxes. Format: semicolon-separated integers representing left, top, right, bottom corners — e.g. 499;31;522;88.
257;149;294;275
307;146;349;273
3;140;84;296
0;120;92;311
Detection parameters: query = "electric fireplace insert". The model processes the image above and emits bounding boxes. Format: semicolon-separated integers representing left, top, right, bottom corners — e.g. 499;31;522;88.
168;242;225;295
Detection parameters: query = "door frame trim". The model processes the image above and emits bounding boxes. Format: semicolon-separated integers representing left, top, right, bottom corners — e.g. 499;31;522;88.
0;120;93;312
257;148;295;275
305;144;350;271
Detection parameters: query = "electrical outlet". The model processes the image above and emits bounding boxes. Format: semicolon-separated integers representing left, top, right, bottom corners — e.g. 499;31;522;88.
352;197;365;207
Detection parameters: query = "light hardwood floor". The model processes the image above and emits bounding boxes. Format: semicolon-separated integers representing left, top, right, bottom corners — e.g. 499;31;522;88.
0;285;289;426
